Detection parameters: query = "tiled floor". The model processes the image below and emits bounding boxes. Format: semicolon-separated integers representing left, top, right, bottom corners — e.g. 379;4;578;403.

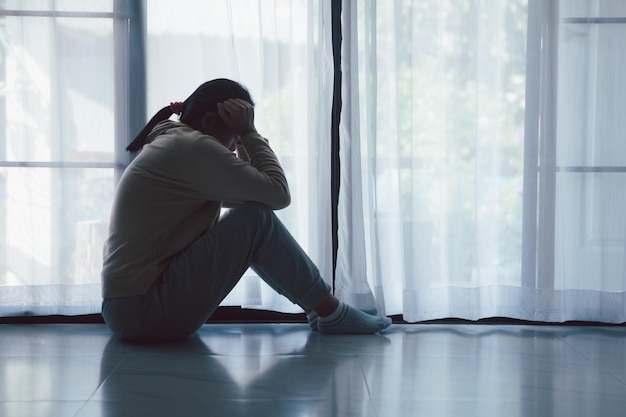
0;323;625;417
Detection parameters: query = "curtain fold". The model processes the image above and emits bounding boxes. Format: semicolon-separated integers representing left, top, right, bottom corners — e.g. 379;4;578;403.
338;0;626;323
336;0;385;315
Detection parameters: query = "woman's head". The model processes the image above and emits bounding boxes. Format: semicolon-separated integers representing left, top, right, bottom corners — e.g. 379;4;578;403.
180;79;254;131
127;78;254;152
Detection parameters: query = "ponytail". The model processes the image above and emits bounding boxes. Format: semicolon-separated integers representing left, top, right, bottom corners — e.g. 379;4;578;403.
126;105;176;152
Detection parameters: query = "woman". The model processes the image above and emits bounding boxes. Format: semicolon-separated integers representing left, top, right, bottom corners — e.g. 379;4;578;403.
101;79;391;342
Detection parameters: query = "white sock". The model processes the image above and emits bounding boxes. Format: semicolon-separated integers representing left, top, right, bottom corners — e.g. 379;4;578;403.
317;302;391;334
307;307;379;332
306;310;320;332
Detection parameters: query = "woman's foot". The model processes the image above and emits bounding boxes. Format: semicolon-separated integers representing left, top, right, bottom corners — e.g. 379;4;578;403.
316;302;391;334
307;307;380;332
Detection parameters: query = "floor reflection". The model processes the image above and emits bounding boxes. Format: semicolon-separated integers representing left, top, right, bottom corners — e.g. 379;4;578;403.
1;323;624;417
97;325;389;417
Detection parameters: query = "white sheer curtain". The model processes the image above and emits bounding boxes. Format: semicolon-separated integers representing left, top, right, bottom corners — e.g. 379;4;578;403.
4;0;623;322
338;0;626;323
146;0;334;313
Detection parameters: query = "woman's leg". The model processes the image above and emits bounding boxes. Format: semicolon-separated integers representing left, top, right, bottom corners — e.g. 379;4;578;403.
242;205;391;334
113;202;331;342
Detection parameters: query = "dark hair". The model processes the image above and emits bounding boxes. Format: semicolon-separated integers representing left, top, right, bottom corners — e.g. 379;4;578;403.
127;78;254;152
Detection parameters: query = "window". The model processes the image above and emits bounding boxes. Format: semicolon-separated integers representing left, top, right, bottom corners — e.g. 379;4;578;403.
553;0;626;291
0;0;141;314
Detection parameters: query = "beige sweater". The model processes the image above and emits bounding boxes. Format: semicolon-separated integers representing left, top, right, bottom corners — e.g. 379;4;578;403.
101;120;290;298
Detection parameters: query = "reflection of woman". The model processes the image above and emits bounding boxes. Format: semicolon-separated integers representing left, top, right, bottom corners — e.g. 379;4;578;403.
97;328;388;416
101;79;391;342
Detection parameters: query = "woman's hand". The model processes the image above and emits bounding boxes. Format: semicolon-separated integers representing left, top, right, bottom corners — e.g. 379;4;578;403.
217;99;257;136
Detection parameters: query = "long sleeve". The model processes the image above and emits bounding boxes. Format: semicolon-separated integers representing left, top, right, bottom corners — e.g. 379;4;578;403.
180;131;291;210
102;121;291;298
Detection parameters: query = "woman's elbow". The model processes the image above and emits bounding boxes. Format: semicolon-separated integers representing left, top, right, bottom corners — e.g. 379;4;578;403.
273;191;291;210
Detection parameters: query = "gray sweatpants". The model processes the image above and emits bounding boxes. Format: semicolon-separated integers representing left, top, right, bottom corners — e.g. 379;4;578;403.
102;202;331;343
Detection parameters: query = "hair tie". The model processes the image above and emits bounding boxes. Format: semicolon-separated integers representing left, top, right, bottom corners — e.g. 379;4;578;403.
170;101;183;115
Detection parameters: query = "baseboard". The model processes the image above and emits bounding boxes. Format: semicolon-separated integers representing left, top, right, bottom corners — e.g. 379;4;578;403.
0;308;624;326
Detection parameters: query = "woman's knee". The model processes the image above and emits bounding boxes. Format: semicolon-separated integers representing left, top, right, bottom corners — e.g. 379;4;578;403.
227;202;275;227
236;202;273;216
